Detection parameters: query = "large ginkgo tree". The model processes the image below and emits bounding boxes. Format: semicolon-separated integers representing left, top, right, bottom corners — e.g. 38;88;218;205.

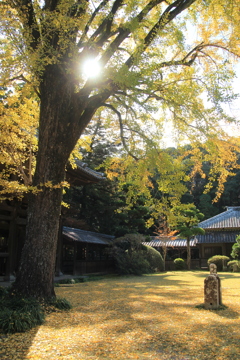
0;0;240;299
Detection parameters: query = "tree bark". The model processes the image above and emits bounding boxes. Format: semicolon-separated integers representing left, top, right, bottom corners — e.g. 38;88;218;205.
14;65;87;299
14;187;62;298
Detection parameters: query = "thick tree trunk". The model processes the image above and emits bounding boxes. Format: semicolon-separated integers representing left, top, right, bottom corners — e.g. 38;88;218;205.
14;65;85;299
14;61;110;299
14;186;63;299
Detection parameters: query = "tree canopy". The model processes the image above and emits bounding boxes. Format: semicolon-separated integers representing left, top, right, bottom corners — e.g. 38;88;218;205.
0;0;240;299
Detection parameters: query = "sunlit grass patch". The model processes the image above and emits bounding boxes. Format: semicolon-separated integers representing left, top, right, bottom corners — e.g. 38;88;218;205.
1;271;240;360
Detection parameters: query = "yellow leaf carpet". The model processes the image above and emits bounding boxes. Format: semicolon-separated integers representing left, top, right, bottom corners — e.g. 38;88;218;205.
0;272;239;360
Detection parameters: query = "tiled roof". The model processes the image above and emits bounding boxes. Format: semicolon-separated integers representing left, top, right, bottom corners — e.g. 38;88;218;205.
196;231;239;244
143;238;197;247
198;207;240;229
75;160;105;179
66;160;106;185
62;227;114;245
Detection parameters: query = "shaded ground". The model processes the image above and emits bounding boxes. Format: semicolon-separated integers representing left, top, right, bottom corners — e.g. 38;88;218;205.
0;271;239;359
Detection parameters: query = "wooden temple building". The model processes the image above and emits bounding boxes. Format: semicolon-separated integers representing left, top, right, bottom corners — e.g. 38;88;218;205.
0;161;114;282
196;206;240;268
143;207;240;270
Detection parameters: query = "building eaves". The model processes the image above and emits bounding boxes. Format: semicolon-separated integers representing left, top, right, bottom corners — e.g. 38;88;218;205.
62;226;114;245
196;231;239;244
66;160;106;186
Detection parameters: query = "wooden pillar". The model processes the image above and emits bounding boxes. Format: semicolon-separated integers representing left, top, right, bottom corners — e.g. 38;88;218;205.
222;243;226;255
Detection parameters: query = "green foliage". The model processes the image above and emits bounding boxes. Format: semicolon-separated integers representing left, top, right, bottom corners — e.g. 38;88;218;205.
184;153;240;217
64;180;152;237
110;233;163;275
0;308;43;334
0;288;72;333
173;258;186;270
0;286;8;298
227;260;240;272
0;293;45;334
143;245;164;272
207;255;230;271
171;204;205;270
231;235;240;259
63;128;154;236
115;251;151;276
46;297;72;311
197;194;219;219
171;204;205;230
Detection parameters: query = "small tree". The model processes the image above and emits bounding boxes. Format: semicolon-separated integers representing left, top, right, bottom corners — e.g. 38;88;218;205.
155;217;177;271
207;255;230;271
231;235;240;259
171;204;205;270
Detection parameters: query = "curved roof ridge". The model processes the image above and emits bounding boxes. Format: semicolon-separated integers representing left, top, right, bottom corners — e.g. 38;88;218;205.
62;226;114;245
199;206;240;229
75;160;105;178
63;226;114;239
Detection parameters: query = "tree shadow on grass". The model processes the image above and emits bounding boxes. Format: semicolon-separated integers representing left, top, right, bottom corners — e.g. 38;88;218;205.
204;307;239;319
0;326;39;360
4;273;237;360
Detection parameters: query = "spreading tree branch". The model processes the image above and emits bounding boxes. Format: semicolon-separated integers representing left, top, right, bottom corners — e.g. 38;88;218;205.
100;103;139;161
78;0;109;46
99;0;166;66
125;0;197;69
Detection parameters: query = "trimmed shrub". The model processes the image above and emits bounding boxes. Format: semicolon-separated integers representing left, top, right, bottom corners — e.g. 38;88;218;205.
112;248;150;275
207;255;230;271
227;260;240;272
143;244;164;272
174;258;186;270
109;233;163;275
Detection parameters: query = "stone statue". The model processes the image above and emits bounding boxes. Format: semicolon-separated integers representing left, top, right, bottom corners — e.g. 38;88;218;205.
204;263;222;309
209;263;217;275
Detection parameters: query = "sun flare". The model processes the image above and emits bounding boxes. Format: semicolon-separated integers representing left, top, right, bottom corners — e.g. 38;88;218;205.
82;59;101;79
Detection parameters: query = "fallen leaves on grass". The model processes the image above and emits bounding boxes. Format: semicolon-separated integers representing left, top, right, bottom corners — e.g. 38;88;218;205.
0;272;240;360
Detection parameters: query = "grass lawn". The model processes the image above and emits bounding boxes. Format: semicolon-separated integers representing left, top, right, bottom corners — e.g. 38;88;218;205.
0;271;240;360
